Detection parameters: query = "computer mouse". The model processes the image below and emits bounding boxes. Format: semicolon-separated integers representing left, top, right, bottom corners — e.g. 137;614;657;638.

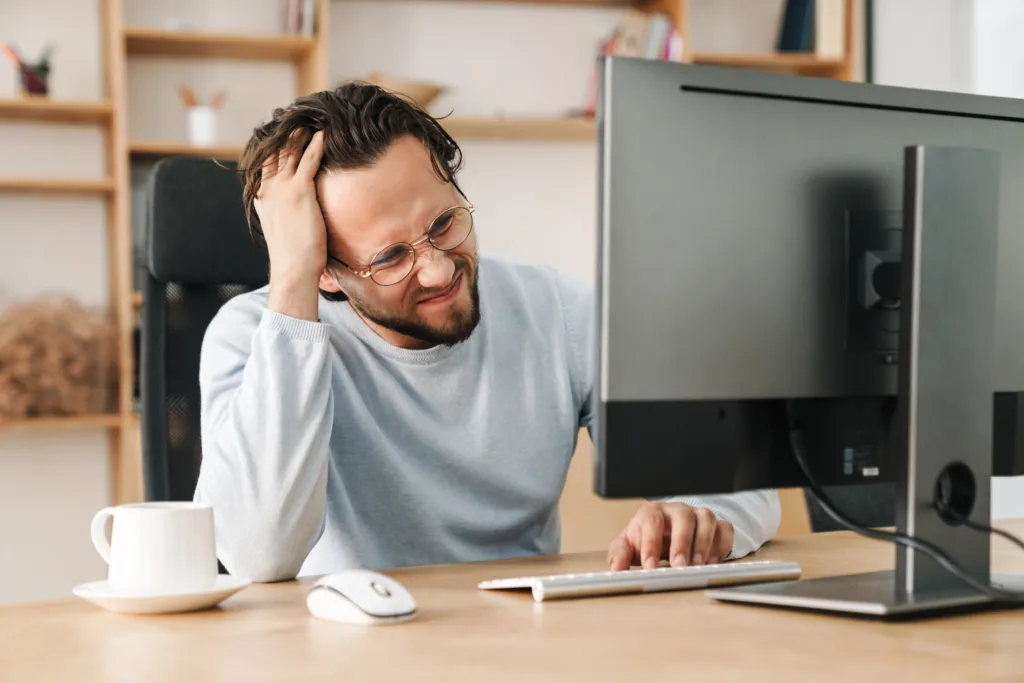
306;570;417;626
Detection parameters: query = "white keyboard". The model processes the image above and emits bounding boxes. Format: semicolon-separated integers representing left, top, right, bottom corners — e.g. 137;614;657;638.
478;560;801;602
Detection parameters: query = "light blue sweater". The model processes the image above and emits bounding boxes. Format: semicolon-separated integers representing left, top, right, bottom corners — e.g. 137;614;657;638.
195;255;779;581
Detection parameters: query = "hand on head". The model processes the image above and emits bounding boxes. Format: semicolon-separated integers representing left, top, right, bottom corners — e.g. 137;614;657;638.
607;502;734;571
254;129;327;321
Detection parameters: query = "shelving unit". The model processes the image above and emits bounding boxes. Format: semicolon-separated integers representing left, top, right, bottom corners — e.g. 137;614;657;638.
0;3;131;470
0;1;329;505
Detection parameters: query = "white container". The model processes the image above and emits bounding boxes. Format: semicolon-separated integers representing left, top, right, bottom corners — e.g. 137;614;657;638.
187;106;217;146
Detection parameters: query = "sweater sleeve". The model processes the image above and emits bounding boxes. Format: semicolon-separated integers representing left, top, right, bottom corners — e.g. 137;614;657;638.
194;296;334;582
556;272;781;560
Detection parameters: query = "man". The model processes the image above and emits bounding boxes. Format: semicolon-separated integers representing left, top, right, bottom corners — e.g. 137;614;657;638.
196;82;780;582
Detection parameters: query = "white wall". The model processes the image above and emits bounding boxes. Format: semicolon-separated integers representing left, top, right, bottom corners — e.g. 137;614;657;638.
972;0;1024;98
0;431;109;604
873;0;974;93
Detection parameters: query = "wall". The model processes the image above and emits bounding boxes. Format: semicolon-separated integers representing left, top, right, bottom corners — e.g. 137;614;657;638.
972;0;1024;98
873;0;974;93
0;0;111;605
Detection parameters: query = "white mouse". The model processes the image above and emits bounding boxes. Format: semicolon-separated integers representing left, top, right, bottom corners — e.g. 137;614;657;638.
306;570;417;626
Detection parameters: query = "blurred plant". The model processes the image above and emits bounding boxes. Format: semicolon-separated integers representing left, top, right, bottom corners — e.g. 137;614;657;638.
2;42;55;96
0;296;117;421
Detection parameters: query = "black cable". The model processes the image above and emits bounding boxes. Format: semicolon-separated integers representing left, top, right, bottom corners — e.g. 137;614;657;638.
934;497;1024;556
785;401;1024;603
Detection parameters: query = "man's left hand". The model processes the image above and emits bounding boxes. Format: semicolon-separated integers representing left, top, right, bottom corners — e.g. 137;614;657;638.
607;502;734;571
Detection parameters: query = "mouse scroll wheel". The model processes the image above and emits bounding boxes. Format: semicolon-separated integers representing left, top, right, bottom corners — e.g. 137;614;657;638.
371;581;391;597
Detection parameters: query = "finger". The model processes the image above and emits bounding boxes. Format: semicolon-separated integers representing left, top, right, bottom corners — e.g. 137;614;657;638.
666;506;696;567
625;519;643;569
281;128;306;175
691;508;718;565
297;130;325;180
607;536;635;572
260;152;279;184
639;505;665;570
710;520;734;565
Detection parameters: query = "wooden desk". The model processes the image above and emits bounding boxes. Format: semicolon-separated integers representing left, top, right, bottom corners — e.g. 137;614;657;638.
4;522;1024;682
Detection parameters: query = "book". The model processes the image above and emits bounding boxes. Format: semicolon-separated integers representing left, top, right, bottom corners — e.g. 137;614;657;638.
642;14;673;60
777;0;815;52
665;29;685;62
301;0;316;36
814;0;845;59
581;10;682;115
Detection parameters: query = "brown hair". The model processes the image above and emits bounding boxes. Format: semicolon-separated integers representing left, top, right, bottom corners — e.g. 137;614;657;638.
238;81;465;301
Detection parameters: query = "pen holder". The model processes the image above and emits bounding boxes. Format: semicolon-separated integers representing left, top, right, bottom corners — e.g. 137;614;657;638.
18;62;49;96
187;106;217;146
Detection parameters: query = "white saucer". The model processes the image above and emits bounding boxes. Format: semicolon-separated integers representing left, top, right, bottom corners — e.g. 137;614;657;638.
72;575;251;615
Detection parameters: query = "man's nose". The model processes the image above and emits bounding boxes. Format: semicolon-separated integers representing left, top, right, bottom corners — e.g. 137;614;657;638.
414;248;455;291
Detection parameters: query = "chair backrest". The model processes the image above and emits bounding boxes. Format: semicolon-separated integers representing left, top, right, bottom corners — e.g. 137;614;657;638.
141;157;269;502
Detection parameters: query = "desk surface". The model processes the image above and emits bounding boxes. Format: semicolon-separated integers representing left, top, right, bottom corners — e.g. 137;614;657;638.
4;522;1024;682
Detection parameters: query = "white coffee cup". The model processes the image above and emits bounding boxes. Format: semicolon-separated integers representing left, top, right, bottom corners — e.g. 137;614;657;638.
90;502;218;595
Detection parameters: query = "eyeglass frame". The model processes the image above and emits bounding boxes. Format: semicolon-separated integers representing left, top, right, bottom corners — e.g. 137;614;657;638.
326;199;476;287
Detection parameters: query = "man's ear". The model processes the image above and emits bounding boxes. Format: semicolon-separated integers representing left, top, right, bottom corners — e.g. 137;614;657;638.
319;269;343;294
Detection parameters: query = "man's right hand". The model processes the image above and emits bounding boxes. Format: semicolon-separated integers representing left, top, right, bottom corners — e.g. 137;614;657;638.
255;129;327;322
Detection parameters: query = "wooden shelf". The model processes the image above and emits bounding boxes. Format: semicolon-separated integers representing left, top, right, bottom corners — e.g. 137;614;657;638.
130;141;242;160
0;413;126;433
124;27;315;62
443;116;596;141
0;178;116;196
692;53;845;72
0;98;113;124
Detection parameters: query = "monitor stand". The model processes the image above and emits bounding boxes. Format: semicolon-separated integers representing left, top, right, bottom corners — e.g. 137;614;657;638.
707;145;1024;618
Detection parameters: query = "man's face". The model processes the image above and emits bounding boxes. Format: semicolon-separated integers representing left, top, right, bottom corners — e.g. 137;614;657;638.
316;136;480;348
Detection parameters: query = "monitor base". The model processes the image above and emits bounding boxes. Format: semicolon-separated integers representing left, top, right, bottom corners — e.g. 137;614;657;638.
705;570;1024;618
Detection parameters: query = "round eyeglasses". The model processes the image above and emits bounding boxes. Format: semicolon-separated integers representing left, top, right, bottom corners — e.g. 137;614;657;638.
328;203;475;287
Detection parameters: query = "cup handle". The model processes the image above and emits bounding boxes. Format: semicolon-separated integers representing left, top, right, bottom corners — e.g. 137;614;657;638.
90;507;116;564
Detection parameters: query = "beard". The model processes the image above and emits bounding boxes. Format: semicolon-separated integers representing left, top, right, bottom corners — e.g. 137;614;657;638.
347;256;481;347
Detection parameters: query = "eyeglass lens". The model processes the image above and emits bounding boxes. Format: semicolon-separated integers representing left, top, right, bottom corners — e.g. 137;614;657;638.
369;206;474;286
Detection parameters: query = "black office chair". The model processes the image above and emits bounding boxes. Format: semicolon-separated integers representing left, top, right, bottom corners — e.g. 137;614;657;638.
141;157;269;502
804;483;895;532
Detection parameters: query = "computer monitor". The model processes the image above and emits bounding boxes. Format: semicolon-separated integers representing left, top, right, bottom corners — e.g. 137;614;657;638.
593;56;1024;617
